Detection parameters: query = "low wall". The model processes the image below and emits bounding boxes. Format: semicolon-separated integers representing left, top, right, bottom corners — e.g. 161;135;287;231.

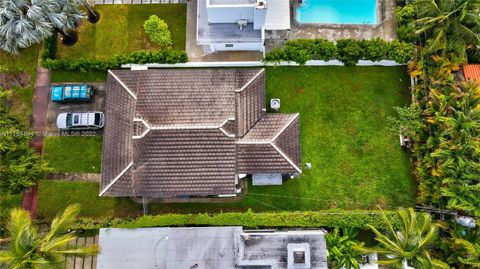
123;60;402;69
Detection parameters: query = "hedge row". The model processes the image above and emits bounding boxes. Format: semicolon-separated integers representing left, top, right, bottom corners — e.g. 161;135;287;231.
48;210;400;230
42;50;188;72
264;38;415;66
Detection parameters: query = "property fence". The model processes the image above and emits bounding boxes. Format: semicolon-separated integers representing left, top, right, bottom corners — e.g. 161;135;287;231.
94;0;186;4
123;60;403;69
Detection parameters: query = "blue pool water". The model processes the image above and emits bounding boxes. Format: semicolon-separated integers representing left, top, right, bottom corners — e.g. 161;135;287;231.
296;0;377;24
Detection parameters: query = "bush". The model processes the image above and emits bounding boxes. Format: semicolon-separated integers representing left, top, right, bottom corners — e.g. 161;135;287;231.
61;210;401;230
395;4;418;43
143;15;172;48
386;40;415;64
360;38;388;62
336;39;364;66
42;50;188;71
263;38;414;65
42;34;57;62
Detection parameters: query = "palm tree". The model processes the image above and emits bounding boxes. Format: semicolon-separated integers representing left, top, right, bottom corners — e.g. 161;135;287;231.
75;0;100;23
414;0;480;63
0;204;98;269
0;0;84;53
326;227;364;269
364;208;448;269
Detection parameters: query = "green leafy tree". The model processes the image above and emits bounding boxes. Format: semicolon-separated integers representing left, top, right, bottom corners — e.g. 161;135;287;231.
364;208;448;269
326;227;365;269
0;105;50;194
414;0;480;62
0;204;98;269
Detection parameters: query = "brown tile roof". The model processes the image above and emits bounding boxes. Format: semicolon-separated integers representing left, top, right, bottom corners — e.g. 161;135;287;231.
235;69;266;137
237;114;301;174
463;64;480;82
101;69;301;197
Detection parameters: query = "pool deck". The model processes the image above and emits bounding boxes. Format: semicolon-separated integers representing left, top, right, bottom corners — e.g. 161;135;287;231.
288;0;397;41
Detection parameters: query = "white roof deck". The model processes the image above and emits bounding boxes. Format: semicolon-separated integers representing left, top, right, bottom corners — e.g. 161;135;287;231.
265;0;290;30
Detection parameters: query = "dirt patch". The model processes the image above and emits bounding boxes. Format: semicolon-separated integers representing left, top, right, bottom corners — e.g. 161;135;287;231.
296;88;305;94
0;72;31;89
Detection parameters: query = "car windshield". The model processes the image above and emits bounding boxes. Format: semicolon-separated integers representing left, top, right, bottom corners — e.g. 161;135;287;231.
94;113;101;126
66;113;73;127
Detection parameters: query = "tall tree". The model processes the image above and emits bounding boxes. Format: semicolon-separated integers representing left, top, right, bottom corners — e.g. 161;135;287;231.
0;204;98;269
0;0;84;53
414;0;480;63
364;208;448;269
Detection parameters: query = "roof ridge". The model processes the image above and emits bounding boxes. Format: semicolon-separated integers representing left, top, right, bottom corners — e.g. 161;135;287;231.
99;162;133;196
235;69;265;93
108;70;137;100
270;142;302;173
271;113;299;142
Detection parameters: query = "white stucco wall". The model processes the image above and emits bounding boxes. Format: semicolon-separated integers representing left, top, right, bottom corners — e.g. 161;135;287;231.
210;42;263;52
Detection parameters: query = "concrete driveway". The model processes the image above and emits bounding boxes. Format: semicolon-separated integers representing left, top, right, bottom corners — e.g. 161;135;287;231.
46;82;106;136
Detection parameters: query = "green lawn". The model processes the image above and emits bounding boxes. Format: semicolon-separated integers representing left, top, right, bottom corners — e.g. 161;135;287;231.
56;4;186;61
50;70;107;83
37;180;141;219
43;136;103;173
36;67;416;219
0;45;39;124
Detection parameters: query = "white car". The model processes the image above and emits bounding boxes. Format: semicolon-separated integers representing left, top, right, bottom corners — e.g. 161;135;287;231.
56;112;105;130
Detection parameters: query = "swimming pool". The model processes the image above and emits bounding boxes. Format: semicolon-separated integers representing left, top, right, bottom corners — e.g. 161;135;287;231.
296;0;378;25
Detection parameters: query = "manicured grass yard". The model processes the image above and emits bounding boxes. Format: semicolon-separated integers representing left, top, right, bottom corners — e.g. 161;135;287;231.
43;136;103;173
56;4;186;61
37;180;140;219
0;45;39;124
36;67;416;219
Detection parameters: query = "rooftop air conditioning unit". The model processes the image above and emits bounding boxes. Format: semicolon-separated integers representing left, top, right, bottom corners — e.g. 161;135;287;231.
270;98;280;111
256;0;267;9
238;19;248;30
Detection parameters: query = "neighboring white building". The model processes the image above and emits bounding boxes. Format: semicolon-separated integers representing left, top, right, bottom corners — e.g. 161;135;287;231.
197;0;290;54
97;227;328;269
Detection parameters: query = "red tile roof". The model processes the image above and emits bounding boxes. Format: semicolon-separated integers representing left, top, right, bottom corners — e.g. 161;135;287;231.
463;64;480;81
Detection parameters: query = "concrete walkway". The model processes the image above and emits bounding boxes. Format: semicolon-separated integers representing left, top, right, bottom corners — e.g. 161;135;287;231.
23;65;51;220
47;172;101;183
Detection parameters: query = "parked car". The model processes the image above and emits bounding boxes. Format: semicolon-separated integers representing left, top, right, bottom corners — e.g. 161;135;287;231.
56;112;105;130
51;84;94;102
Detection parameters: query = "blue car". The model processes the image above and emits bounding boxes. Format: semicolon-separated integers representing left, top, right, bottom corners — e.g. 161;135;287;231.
51;84;94;102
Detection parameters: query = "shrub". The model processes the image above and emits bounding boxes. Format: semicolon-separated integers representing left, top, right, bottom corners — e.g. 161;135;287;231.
263;38;414;65
386;40;415;64
42;50;188;71
60;210;402;230
42;34;57;62
143;15;172;48
395;4;418;43
336;39;364;66
361;38;388;62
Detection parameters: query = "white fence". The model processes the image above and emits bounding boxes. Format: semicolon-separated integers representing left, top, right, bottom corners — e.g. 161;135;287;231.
123;60;402;69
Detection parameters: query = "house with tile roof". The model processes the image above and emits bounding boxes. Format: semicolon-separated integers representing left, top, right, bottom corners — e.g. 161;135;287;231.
100;68;301;198
462;64;480;82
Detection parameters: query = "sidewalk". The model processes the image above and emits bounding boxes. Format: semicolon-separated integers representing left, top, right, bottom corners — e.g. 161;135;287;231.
23;65;51;220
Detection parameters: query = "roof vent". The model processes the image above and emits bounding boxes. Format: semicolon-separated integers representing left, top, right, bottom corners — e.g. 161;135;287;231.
270;98;280;111
256;0;267;9
238;19;248;30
